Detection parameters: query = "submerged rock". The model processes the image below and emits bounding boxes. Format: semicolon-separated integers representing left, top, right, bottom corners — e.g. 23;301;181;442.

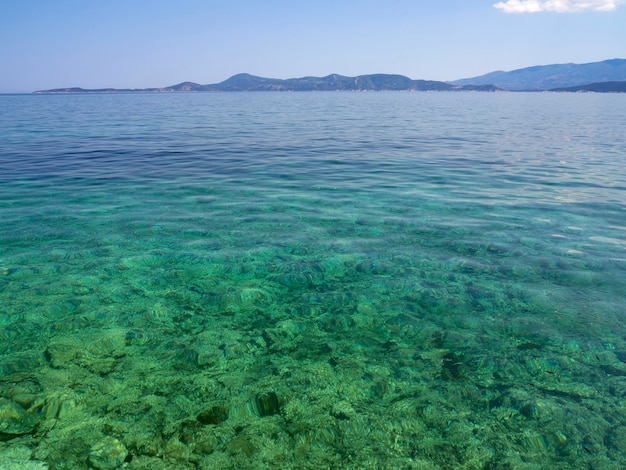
88;436;128;470
197;405;229;425
255;392;282;417
330;401;356;420
0;397;38;439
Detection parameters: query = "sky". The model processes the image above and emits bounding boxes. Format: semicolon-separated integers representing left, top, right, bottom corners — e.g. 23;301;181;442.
1;0;624;92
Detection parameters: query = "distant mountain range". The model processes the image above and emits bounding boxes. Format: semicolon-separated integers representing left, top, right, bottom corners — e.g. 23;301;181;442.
451;58;626;91
33;59;626;93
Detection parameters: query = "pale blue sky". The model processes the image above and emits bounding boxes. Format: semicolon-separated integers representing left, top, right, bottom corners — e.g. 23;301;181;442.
1;0;624;92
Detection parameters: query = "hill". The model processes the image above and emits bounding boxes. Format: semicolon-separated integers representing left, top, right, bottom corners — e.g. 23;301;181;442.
202;73;465;91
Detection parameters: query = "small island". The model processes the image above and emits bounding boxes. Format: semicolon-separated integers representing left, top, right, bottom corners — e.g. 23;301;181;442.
549;81;626;93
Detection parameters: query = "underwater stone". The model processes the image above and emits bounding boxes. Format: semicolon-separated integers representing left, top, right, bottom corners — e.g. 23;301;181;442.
164;437;191;461
520;402;539;419
226;434;256;457
441;350;466;379
255;392;281;417
124;330;151;346
197;405;228;425
615;351;626;363
88;436;128;470
430;330;445;348
0;398;38;439
330;401;356;420
355;260;394;275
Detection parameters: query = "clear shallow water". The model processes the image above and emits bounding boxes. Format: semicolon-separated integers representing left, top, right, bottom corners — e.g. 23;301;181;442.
1;92;626;469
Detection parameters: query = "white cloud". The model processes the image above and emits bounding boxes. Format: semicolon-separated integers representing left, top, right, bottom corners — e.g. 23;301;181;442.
493;0;625;13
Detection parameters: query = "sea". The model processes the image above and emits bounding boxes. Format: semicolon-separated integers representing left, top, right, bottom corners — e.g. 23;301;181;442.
1;91;625;469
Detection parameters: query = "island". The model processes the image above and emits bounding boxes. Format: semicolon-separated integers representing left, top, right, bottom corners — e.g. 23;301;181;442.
33;73;501;94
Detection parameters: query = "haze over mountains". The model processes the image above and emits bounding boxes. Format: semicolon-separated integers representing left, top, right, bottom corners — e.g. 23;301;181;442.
34;59;626;93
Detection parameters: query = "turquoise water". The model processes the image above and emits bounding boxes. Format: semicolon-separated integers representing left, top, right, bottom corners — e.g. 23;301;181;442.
1;92;626;469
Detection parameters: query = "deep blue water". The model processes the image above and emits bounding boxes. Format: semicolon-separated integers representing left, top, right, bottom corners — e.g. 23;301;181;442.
1;92;626;469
